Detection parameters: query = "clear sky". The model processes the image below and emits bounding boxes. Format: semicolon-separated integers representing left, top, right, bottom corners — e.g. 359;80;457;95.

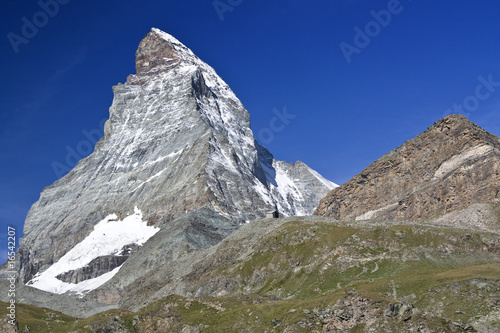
1;0;499;263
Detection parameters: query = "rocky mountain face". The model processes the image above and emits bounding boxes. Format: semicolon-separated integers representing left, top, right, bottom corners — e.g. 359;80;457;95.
315;115;500;223
11;28;335;304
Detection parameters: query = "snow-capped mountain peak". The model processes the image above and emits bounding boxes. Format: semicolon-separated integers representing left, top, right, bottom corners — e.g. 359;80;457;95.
15;29;336;301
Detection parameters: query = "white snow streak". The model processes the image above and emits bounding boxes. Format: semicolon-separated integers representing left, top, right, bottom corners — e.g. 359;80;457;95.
308;167;338;189
27;207;159;295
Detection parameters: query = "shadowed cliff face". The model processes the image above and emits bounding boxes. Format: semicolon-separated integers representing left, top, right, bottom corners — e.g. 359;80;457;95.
12;27;335;304
315;114;500;221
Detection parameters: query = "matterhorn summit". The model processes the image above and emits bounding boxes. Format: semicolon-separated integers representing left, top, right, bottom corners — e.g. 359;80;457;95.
11;28;336;311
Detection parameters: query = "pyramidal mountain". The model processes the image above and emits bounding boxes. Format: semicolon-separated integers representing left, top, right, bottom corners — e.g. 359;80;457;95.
12;28;336;302
315;114;500;225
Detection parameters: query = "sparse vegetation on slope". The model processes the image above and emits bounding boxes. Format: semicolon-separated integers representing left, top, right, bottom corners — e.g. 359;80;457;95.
4;218;500;332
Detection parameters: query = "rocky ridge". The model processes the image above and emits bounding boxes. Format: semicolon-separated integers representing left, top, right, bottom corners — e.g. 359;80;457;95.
315;114;500;223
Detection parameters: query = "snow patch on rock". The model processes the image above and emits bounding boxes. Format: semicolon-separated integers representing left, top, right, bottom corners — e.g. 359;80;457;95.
27;207;159;295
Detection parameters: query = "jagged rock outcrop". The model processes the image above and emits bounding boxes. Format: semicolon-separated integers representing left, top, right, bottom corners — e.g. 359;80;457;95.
56;244;140;284
56;255;129;284
315;115;500;221
10;28;335;306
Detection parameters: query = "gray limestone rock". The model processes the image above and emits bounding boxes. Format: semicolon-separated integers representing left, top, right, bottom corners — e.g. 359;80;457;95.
4;28;335;311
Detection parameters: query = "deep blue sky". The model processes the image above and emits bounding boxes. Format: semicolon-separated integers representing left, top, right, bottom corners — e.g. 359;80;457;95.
1;0;499;263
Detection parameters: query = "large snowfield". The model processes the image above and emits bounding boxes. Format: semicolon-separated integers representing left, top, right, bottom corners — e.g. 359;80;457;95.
27;207;159;295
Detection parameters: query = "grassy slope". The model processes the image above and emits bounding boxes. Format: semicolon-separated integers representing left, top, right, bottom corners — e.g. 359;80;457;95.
3;220;500;332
